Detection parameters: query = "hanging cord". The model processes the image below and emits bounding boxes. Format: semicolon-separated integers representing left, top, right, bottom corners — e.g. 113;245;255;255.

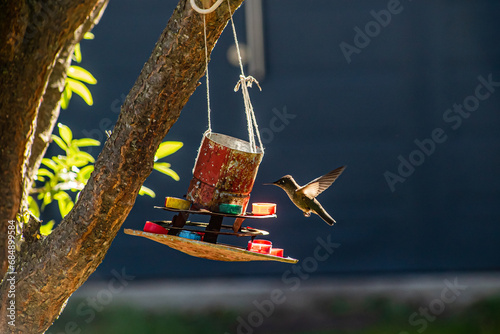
191;0;222;134
227;0;264;153
202;14;212;134
234;76;262;151
191;0;264;153
191;0;226;134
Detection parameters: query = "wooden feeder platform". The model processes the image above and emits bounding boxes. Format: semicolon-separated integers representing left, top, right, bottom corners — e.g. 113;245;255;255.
124;206;298;263
123;229;297;263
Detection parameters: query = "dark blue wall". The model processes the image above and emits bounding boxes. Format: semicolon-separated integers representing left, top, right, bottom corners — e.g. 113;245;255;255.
55;0;500;280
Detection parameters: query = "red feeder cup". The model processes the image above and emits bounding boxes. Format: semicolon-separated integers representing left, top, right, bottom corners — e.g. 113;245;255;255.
270;248;284;257
252;203;276;215
143;221;168;235
247;239;272;254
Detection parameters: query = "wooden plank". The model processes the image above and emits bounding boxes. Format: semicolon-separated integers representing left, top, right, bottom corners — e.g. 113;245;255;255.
124;229;298;263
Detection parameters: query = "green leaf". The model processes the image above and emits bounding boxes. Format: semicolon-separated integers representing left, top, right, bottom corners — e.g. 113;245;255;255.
35;175;46;182
153;162;180;181
74;151;95;164
68;150;95;168
51;134;68;151
54;191;74;218
40;220;55;236
73;43;82;63
139;185;156;198
42;192;52;210
68;66;97;85
84;32;95;40
41;158;59;172
155;141;183;161
71;159;89;168
58;123;73;146
52;156;68;169
77;165;94;183
68;144;80;158
61;86;72;109
28;196;40;219
66;78;93;106
72;138;101;147
37;168;54;179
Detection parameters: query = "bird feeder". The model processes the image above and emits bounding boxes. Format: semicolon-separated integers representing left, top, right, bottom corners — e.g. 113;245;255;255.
186;132;263;213
123;0;297;264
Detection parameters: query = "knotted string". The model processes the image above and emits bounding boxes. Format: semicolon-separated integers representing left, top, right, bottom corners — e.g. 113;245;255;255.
226;0;264;153
234;75;262;153
191;0;264;153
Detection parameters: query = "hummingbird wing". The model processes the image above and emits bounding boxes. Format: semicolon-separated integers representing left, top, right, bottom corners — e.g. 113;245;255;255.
299;166;346;199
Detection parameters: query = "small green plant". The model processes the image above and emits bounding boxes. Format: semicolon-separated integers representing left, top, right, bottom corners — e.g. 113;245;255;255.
30;123;100;235
29;33;98;234
29;32;183;236
30;124;183;235
139;141;183;197
61;32;97;109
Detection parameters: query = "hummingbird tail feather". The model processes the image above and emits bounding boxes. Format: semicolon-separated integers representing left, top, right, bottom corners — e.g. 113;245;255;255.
316;207;336;226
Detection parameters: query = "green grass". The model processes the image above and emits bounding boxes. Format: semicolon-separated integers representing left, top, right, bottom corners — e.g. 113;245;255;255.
47;295;500;334
48;306;238;334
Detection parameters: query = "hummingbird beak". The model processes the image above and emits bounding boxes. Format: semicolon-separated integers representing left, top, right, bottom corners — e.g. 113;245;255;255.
264;179;281;186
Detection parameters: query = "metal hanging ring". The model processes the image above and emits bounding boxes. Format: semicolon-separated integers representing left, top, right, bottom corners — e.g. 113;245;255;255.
190;0;225;14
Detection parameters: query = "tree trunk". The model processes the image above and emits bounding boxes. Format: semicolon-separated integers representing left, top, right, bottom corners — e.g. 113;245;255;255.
0;0;109;279
0;0;245;333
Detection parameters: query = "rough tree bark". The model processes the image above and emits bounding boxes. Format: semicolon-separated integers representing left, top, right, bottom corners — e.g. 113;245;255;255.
0;0;109;278
0;0;245;333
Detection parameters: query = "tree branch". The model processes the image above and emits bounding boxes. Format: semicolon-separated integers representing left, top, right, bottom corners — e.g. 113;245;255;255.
19;0;110;261
0;2;28;63
27;1;109;187
0;0;245;332
0;0;108;279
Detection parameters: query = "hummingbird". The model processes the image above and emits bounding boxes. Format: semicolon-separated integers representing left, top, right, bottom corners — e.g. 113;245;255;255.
266;166;346;225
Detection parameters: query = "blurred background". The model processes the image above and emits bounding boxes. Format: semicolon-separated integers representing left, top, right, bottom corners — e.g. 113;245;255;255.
49;0;499;333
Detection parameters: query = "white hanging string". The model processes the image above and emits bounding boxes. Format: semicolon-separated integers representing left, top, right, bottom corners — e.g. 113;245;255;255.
234;76;262;151
202;14;212;134
191;0;222;134
191;0;264;153
227;0;264;153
